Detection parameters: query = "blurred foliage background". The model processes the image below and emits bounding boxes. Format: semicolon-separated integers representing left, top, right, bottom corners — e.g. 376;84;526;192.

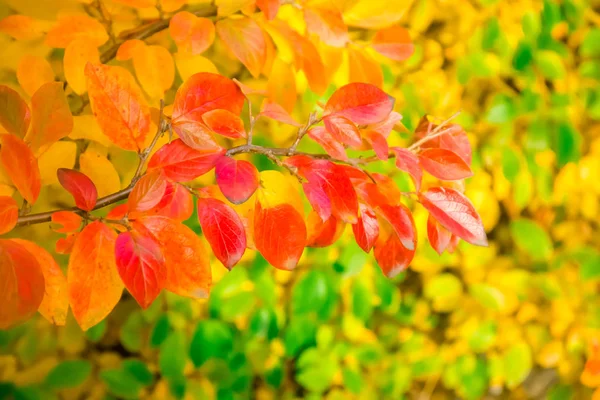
2;0;600;399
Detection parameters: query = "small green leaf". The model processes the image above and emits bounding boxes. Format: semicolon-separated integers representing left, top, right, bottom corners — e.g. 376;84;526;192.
100;369;143;399
122;359;154;386
581;29;600;57
150;315;171;348
120;311;145;353
45;360;92;389
503;342;532;388
189;320;233;367
159;331;187;379
510;219;553;260
535;51;566;79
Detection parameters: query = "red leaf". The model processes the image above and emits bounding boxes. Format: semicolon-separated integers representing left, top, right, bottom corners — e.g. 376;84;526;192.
306;212;344;247
171;119;221;151
216;17;266;78
0;134;41;203
56;234;77;254
419;187;487;246
415;119;472;164
374;203;416;277
128;170;167;212
137;216;211;299
148;139;224;182
115;230;166;309
307;126;347;160
364;130;389;160
374;229;415;278
419;148;473;181
256;0;280;20
57;168;98;211
0;85;30;137
352;203;379;252
0;196;18;235
254;202;306;270
260;101;301;126
51;211;82;233
427;214;452;255
145;182;194;222
391;147;422;191
303;6;348;47
325;83;394;125
215;156;259;205
0;239;44;329
197;198;246;270
366;111;403;137
201;109;246;138
372;26;414;61
323;114;362;148
378;204;417;251
447;234;461;253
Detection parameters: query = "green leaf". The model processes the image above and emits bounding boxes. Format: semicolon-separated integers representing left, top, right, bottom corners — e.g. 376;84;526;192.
284;316;317;357
100;369;143;399
159;331;187;379
85;320;106;343
351;281;373;321
342;368;363;394
120;311;145;353
512;41;533;71
291;270;337;320
510;219;553;260
189;320;233;367
535;51;566;79
122;359;154;386
469;284;506;311
503;342;532;388
502;148;520;181
249;308;278;340
150;315;171;348
45;360;92;389
555;122;581;167
581;29;600;57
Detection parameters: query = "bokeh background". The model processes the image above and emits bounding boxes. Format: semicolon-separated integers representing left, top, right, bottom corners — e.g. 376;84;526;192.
1;0;600;399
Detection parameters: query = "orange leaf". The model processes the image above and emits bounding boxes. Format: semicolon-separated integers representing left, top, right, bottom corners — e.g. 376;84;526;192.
143;181;194;222
0;135;41;203
25;82;74;154
16;55;55;97
85;63;151;151
325;82;394;125
352;203;379;252
307;126;348;160
11;239;69;326
0;196;18;235
304;6;348;47
170;12;215;55
202;109;246;138
347;47;383;88
0;85;30;138
323;114;362;148
56;234;77;255
64;39;100;95
115;230;167;309
216;17;267;78
51;211;82;233
0;239;44;329
267;58;296;113
260;101;301;126
372;25;414;61
418;148;473;181
45;14;109;48
427;214;452;255
148;139;224;181
129;170;167;213
68;221;123;330
306;212;344;248
373;204;416;278
256;0;280;20
390;147;422;191
57;168;98;211
0;15;44;40
137;216;211;299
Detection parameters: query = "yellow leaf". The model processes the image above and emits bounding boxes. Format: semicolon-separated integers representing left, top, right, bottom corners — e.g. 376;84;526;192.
267;58;296;113
257;170;303;214
45;14;109;48
69;115;113;147
64;39;100;95
343;0;414;29
132;44;176;99
347;47;383;87
79;150;121;197
175;53;218;82
38;141;77;186
216;0;253;16
0;15;45;40
16;55;55;97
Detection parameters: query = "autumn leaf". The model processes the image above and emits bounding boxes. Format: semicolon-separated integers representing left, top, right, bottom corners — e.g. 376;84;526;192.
68;221;123;330
45;14;108;48
323;115;362;148
119;41;175;99
352;203;379;252
325;82;394;124
364;130;389;160
391;147;422;190
419;187;488;246
16;55;55;97
115;230;167;309
0;85;30;138
216;17;267;78
347;47;383;88
11;239;69;326
256;0;280;20
259;101;301;126
85;63;151;151
418;148;473;181
0;14;44;40
202;109;246;138
79;150;121;198
0;196;18;235
57;168;98;211
51;211;82;233
378;204;417;251
427;214;453;255
197;197;246;270
215;156;259;204
373;204;416;278
55;234;77;255
0;239;45;329
137;216;211;299
267;58;296;113
146;181;194;222
64;39;100;95
307;126;348;160
373;228;415;278
148;139;225;182
169;11;215;55
0;134;41;204
306;212;344;247
304;6;348;47
372;25;414;61
129;170;167;213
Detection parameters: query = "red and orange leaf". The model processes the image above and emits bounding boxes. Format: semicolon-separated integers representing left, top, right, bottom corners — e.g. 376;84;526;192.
128;170;167;213
325;82;394;125
202;109;246;138
307;126;348;160
378;204;417;251
0;85;30;138
254;202;306;270
116;39;145;61
56;234;77;255
347;47;383;88
25;82;73;154
323;115;362;148
45;14;109;48
419;187;488;246
304;6;348;47
0;15;44;40
148;138;224;182
85;63;151;151
51;211;82;233
352;203;379;252
57;168;98;211
446;234;461;253
0;196;18;235
216;17;267;78
373;228;415;278
427;214;452;255
171;120;221;151
67;221;123;330
215;156;259;204
64;39;101;95
372;25;414;61
256;0;280;20
0;135;41;204
137;216;211;299
11;239;69;326
16;55;55;97
115;230;167;309
169;12;215;55
197;198;246;270
372;173;403;205
364;130;389;160
144;182;194;222
106;204;128;220
306;212;344;248
391;147;422;191
260;101;301;126
419;148;473;181
367;111;403;137
415;119;472;164
0;239;44;329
